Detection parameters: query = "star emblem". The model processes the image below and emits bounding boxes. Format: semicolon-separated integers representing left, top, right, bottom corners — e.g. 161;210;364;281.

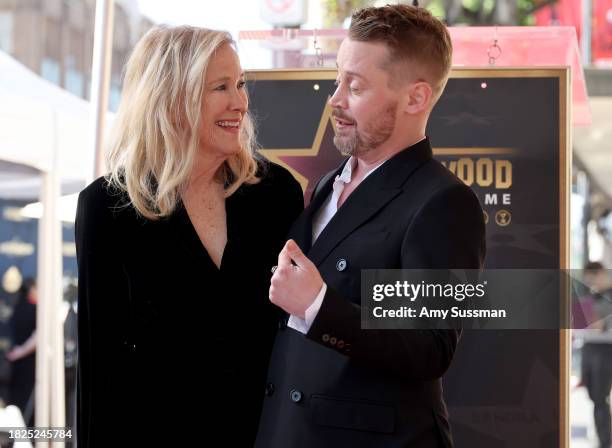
259;102;347;204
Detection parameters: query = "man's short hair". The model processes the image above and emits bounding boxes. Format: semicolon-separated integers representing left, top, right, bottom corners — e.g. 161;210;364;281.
349;4;452;102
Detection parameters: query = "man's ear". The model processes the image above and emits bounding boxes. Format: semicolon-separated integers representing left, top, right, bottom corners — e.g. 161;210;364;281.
403;81;433;115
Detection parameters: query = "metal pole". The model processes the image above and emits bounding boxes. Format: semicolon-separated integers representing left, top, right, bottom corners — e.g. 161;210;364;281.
87;0;115;183
35;169;51;448
581;0;592;66
49;110;65;445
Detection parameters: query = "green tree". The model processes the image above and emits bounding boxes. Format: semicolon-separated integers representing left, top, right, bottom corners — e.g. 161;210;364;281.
321;0;372;27
436;0;555;26
320;0;555;27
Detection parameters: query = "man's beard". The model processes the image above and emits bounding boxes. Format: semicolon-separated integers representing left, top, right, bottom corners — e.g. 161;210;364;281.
332;101;397;156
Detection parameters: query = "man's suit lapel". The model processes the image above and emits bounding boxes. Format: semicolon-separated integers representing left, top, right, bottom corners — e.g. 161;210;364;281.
306;138;434;267
289;161;347;252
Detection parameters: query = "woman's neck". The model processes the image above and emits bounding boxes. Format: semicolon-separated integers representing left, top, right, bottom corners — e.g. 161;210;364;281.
187;154;227;192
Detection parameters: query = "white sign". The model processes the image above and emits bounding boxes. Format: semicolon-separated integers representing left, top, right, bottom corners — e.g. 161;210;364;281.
260;0;308;27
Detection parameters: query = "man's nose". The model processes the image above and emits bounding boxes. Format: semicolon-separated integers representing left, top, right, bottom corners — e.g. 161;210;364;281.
328;85;347;110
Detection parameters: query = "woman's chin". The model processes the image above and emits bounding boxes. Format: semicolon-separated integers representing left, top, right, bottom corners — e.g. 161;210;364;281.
224;144;242;156
200;143;242;159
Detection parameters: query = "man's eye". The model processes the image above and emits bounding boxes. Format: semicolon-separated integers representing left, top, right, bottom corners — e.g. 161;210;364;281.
349;86;360;93
215;84;226;91
238;80;246;89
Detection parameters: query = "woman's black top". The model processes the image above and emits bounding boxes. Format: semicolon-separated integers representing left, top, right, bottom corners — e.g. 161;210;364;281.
75;162;303;447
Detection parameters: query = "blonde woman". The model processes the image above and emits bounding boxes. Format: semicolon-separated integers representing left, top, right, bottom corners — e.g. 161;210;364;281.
75;26;303;447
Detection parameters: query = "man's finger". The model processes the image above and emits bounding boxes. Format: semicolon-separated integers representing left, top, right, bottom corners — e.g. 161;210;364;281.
277;241;293;268
286;239;315;271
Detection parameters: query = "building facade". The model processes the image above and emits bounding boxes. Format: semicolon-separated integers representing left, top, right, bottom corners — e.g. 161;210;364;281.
0;0;154;110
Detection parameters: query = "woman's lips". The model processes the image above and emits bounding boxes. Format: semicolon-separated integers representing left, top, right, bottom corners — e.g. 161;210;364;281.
216;120;241;133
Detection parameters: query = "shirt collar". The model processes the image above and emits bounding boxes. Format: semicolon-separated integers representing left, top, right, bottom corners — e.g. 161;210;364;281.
335;136;427;185
335;155;386;185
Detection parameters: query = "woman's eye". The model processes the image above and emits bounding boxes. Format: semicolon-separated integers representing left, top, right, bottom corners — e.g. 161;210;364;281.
215;84;226;91
238;80;246;89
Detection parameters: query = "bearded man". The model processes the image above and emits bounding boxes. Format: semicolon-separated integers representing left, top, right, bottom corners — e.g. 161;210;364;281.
257;4;486;447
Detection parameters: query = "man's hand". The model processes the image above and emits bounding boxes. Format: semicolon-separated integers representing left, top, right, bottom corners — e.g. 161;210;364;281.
269;239;324;319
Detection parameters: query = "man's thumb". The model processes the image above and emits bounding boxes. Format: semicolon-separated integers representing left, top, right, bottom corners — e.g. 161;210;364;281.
287;240;313;270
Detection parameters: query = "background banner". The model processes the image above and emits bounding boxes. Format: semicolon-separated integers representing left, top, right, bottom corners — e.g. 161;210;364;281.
248;68;570;447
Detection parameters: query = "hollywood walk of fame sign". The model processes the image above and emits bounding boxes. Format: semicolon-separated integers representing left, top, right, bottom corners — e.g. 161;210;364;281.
247;68;570;447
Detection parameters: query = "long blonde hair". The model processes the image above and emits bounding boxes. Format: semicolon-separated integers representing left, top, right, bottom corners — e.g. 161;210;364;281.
106;25;260;220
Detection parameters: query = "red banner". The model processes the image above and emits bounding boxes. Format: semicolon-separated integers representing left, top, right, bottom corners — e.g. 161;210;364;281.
535;0;612;65
593;0;612;64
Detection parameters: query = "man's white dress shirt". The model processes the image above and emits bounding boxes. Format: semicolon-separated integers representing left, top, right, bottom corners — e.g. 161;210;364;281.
287;156;385;333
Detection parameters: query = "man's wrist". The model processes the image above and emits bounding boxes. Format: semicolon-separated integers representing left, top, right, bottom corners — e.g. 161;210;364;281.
287;284;327;335
305;283;327;327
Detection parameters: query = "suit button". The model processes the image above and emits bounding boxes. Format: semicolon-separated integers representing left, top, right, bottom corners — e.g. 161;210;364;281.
290;389;303;403
322;334;330;342
336;259;347;271
265;382;275;397
330;337;337;346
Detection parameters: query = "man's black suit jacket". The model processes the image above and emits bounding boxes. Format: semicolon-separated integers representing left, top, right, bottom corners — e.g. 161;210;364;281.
255;138;486;448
